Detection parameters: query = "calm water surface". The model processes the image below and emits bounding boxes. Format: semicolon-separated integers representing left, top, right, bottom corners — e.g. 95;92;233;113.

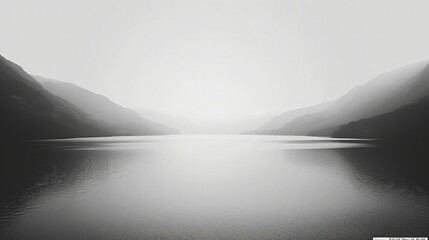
1;135;428;240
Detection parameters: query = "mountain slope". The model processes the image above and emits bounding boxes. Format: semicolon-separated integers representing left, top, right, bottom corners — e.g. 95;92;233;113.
251;60;429;136
245;101;332;134
33;76;178;135
333;96;429;143
138;108;279;134
0;55;112;141
0;55;177;141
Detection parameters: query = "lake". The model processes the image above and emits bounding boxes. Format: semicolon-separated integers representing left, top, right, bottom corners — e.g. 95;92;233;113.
1;135;429;239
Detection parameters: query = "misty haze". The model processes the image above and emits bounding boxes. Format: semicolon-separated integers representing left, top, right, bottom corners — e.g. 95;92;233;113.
1;1;429;240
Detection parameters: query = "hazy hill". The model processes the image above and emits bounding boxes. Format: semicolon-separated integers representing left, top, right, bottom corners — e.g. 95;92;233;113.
249;60;429;136
138;108;277;134
0;55;177;142
0;55;110;141
34;76;178;135
244;101;332;134
333;96;429;143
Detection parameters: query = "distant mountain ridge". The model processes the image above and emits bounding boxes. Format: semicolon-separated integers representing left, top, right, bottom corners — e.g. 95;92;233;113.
137;108;280;134
33;76;178;136
1;55;107;141
333;96;429;143
0;55;177;141
247;60;429;137
244;101;333;134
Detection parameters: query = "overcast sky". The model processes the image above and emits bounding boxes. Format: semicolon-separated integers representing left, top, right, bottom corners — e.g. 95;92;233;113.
2;0;429;126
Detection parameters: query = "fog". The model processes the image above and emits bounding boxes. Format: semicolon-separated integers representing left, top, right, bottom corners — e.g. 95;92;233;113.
2;0;429;130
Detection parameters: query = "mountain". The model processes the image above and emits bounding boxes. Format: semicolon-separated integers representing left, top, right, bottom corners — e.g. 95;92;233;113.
333;96;429;143
244;101;332;134
249;60;429;136
0;55;108;141
0;55;176;142
33;76;178;135
138;108;278;134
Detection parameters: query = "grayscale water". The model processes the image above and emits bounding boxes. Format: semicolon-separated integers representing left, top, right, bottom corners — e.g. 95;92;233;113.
1;135;429;240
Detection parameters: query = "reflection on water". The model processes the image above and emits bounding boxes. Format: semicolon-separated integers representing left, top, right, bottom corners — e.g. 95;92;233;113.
0;135;428;240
